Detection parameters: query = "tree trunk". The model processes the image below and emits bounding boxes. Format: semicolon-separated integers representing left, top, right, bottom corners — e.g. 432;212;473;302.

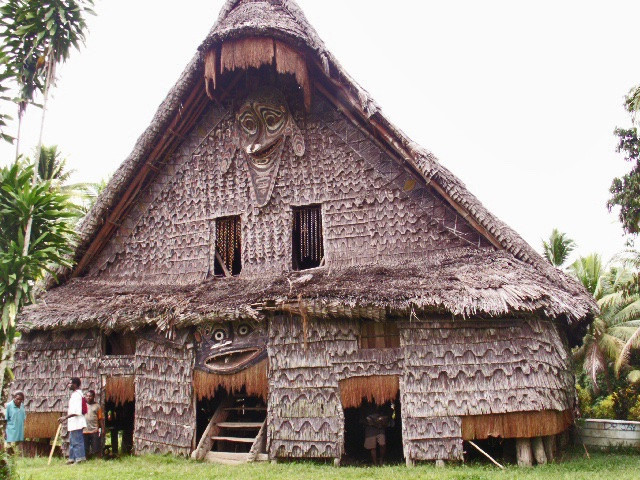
532;436;547;465
516;438;533;467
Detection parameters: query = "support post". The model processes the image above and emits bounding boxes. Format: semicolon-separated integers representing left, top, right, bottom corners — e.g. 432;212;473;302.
435;459;445;467
405;456;415;467
542;435;556;462
516;438;533;467
532;437;547;465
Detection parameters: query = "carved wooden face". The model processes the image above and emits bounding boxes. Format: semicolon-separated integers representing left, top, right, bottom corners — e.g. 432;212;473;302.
194;321;267;374
227;87;305;207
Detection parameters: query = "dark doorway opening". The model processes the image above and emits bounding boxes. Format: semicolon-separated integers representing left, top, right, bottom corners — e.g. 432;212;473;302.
104;399;135;456
342;394;403;465
196;386;267;454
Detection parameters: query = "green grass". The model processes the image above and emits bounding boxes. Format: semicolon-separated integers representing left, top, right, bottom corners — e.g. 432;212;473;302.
15;449;640;480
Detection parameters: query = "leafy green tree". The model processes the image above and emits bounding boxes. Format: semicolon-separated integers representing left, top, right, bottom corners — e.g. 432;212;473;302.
0;161;77;427
608;85;640;236
542;228;576;267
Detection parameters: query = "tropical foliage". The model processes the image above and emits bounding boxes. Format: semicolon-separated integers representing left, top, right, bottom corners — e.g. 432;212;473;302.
0;160;77;356
571;252;640;419
608;84;640;236
542;228;576;267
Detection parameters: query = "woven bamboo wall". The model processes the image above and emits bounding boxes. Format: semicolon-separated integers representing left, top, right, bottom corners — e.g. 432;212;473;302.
87;87;490;283
267;315;573;461
133;336;195;456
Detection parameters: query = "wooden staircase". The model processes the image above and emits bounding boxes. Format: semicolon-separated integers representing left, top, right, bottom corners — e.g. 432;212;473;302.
192;396;268;465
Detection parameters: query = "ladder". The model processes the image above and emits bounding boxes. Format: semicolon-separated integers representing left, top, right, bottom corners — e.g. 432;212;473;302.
192;396;268;464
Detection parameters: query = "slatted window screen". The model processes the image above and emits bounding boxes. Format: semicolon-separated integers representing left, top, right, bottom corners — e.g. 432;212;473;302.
360;321;400;349
214;216;242;276
292;205;324;271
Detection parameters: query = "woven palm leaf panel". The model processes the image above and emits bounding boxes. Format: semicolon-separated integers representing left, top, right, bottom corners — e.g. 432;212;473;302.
399;318;574;462
134;336;196;455
12;330;101;439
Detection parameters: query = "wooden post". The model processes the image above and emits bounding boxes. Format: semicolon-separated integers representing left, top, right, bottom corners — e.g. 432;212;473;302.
435;459;445;467
531;437;547;465
516;438;533;467
542;435;556;462
405;456;415;467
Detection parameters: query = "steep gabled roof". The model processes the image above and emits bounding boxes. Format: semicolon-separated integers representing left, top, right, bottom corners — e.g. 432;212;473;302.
25;0;595;330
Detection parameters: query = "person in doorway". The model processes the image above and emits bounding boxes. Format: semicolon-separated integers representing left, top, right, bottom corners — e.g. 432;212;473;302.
362;402;394;466
5;391;26;452
83;390;104;459
58;377;87;464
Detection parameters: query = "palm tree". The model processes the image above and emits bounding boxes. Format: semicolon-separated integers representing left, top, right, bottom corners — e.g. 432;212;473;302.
570;253;603;295
572;261;640;391
542;228;576;267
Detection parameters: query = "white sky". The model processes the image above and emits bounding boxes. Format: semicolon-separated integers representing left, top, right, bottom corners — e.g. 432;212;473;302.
2;0;639;265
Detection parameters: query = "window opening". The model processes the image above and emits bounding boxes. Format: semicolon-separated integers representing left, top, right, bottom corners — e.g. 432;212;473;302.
104;333;136;356
292;205;324;270
214;216;242;276
359;322;400;349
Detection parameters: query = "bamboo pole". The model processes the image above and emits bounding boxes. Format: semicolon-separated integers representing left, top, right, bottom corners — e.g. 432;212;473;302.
468;440;505;470
48;423;62;466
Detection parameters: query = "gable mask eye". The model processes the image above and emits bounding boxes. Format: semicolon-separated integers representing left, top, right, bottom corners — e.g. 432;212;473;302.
212;328;227;343
237;324;252;336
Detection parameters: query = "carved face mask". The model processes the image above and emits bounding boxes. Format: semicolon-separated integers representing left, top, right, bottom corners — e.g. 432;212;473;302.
223;87;305;207
194;321;267;374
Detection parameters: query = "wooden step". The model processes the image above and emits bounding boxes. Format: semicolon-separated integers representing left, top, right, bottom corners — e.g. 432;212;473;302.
216;422;263;429
204;451;269;465
211;436;256;443
223;407;266;411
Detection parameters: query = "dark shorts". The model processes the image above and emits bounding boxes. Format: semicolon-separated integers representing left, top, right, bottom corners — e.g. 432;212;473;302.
83;432;102;457
364;433;386;450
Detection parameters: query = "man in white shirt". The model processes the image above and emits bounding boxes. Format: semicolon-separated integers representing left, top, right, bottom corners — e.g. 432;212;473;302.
58;377;87;464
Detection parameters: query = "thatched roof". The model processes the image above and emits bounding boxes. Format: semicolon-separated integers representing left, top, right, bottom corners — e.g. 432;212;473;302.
20;0;596;332
19;249;593;338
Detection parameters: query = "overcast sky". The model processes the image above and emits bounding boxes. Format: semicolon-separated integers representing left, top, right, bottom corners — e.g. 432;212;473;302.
2;0;639;265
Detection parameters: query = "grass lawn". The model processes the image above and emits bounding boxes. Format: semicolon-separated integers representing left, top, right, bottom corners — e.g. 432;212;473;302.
15;449;640;480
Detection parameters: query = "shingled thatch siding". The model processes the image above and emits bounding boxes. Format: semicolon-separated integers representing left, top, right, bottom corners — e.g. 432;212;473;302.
12;330;101;413
133;337;196;455
399;318;574;461
86;93;487;284
266;315;573;461
12;330;102;439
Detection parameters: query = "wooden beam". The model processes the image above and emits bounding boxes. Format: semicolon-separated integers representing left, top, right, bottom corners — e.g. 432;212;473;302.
72;71;243;278
311;66;504;251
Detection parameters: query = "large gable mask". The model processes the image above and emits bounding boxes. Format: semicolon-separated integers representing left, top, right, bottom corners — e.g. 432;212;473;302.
223;87;304;207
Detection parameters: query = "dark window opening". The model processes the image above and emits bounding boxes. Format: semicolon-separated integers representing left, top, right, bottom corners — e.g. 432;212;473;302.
214;216;242;276
359;322;400;349
104;333;136;356
292;205;324;270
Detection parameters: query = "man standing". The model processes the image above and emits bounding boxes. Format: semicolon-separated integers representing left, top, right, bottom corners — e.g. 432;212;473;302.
83;390;104;459
5;391;26;452
58;377;87;464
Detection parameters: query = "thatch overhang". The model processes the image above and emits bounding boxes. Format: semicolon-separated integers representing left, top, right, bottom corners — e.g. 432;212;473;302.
19;249;594;345
24;0;596;331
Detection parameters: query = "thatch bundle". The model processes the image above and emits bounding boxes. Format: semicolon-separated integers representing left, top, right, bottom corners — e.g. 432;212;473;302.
339;375;399;409
24;411;61;439
193;359;268;400
461;409;573;440
105;375;135;406
204;37;310;110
